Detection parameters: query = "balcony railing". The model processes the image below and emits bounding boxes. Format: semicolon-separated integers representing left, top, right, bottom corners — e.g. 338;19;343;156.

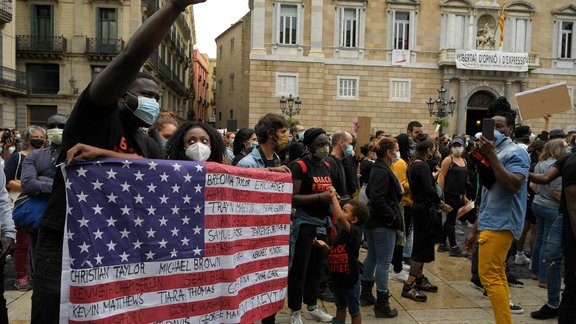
147;51;189;97
86;38;124;56
0;66;28;95
0;0;12;23
16;35;67;56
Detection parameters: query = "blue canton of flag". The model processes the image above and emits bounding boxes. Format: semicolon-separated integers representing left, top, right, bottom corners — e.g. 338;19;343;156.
64;159;207;269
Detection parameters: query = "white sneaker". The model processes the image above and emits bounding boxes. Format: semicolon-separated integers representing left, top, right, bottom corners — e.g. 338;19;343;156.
391;269;409;282
305;308;333;322
403;263;411;271
509;301;524;314
290;310;303;324
514;254;531;265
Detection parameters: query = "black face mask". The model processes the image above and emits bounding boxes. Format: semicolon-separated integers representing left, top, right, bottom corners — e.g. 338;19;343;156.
29;139;44;149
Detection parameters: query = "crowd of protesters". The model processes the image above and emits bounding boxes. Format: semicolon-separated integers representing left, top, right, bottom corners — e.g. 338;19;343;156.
0;0;575;324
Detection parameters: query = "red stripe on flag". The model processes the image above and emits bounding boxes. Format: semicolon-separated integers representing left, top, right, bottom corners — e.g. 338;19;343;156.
69;279;287;324
69;256;287;304
206;162;293;184
240;300;286;324
204;214;290;229
205;187;292;204
204;236;290;257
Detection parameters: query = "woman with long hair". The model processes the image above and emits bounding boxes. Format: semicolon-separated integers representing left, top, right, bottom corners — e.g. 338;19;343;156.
404;139;452;302
231;128;257;166
166;122;226;163
361;137;403;318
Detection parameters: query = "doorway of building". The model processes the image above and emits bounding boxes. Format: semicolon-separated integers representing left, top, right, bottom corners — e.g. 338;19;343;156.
466;90;497;135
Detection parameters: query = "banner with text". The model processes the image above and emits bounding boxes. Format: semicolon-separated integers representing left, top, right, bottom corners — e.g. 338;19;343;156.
455;49;529;72
60;159;292;323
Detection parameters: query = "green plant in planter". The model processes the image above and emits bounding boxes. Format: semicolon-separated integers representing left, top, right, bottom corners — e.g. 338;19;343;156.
287;117;300;127
433;118;449;133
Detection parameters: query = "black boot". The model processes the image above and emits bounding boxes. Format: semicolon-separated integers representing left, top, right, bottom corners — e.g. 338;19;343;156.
374;291;398;318
360;280;376;306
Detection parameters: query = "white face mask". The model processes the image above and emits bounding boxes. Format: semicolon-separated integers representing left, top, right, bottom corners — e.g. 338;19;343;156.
47;128;64;145
185;142;211;162
452;147;464;156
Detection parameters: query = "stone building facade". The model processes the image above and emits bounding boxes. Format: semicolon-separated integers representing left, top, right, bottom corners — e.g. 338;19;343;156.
218;0;576;135
1;0;196;129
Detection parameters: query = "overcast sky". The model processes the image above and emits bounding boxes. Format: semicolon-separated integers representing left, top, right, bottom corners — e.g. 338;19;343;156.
194;0;250;58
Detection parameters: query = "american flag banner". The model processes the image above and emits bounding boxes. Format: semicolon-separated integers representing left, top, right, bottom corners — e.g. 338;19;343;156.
59;159;292;323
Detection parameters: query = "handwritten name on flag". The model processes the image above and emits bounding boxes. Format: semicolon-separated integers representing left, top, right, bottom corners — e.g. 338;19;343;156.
59;159;293;323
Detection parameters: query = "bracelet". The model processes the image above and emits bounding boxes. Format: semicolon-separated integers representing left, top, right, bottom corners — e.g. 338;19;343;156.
169;0;186;12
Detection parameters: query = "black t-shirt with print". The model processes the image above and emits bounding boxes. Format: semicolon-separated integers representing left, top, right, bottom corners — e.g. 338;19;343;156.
329;225;362;289
553;154;576;248
289;156;332;219
40;84;162;233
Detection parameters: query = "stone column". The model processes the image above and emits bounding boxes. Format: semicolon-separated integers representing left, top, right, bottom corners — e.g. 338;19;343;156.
505;80;513;101
309;0;324;57
251;0;266;54
457;79;467;134
520;82;528;92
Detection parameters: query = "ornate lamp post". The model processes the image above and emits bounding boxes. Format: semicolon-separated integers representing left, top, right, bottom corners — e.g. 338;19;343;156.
426;86;456;119
279;94;302;118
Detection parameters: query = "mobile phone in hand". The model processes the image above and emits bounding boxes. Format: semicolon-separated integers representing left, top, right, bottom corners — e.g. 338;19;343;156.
482;118;495;141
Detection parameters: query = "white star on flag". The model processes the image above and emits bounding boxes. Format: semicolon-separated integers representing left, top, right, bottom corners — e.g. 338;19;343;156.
195;164;204;172
77;167;88;178
193;247;202;255
120;228;131;239
172;163;182;171
92;204;103;215
134;171;144;181
93;228;103;239
183;174;192;182
147;182;157;193
145;250;155;260
77;192;88;202
160;172;169;182
134;194;144;204
120;205;131;215
172;184;180;193
171;206;180;215
94;254;103;265
194;184;202;193
106;240;117;251
181;237;190;246
120;181;131;192
194;205;202;214
134;217;144;227
65;179;72;189
66;229;75;241
106;216;117;227
158;217;168;226
193;225;202;235
122;160;132;168
159;195;169;204
148;161;158;170
79;242;90;253
77;217;89;228
91;179;103;190
182;195;191;204
133;240;143;249
146;228;156;238
181;216;190;225
147;206;156;215
158;239;168;248
171;227;179;236
170;249;178;258
107;192;118;203
106;169;118;179
119;252;130;262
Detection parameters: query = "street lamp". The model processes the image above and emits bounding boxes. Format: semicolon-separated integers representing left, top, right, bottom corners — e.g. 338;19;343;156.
279;94;302;118
426;86;456;118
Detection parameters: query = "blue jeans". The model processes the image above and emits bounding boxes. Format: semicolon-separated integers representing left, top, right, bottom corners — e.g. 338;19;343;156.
531;202;559;283
543;214;563;308
361;227;396;294
332;280;361;318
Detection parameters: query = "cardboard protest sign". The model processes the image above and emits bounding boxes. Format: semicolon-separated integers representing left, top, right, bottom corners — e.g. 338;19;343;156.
60;159;292;323
515;82;572;121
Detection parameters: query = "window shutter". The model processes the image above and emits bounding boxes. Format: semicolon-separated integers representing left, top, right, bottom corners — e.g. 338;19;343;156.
31;6;38;36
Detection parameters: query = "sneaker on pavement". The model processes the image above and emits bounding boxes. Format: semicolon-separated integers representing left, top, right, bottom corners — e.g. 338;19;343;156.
402;263;411;271
514;253;531;265
507;276;524;288
305;308;333;322
509;301;524;314
14;278;32;291
290;311;303;324
391;269;409;282
470;278;484;291
531;304;559;319
437;243;449;252
449;246;468;257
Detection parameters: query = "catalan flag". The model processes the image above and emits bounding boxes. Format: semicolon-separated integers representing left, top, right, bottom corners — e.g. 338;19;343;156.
498;4;506;48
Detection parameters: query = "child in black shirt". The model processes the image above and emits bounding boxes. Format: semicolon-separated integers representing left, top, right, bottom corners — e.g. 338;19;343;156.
314;188;369;324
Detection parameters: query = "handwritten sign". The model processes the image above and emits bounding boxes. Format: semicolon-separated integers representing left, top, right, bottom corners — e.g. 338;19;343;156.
455;49;528;72
60;159;292;323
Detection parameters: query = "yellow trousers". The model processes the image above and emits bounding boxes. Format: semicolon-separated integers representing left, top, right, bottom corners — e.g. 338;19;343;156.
478;230;514;324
